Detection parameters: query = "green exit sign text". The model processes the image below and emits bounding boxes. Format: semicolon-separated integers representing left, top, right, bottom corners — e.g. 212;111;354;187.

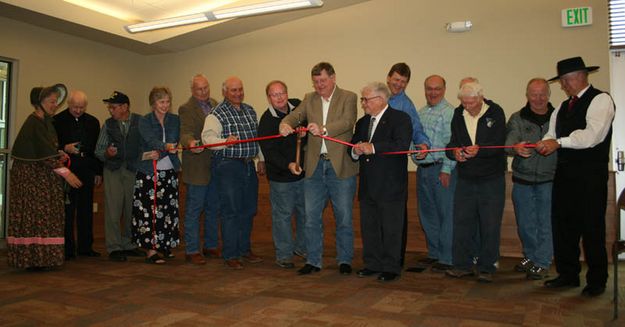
561;7;593;28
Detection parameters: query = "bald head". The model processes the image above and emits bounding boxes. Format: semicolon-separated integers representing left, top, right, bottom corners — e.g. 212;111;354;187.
222;77;244;107
191;74;210;102
68;90;88;118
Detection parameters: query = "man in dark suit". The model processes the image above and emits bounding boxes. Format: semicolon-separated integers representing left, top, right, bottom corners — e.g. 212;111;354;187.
350;82;413;282
179;74;220;265
54;90;102;259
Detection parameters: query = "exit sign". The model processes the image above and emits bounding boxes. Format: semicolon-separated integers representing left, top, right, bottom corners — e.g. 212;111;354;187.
561;7;593;27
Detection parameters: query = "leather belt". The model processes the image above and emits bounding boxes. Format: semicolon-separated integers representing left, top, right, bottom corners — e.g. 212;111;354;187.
420;161;442;168
224;157;254;163
319;153;330;161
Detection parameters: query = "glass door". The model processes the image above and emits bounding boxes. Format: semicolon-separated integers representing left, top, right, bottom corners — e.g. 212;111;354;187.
0;60;11;238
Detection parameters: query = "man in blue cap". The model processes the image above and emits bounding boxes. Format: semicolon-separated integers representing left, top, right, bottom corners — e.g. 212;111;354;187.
95;91;145;262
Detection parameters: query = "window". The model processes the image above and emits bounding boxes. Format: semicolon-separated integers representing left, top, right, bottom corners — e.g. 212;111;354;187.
610;0;625;49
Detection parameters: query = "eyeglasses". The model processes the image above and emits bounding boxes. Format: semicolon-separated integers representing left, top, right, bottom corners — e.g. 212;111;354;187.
360;95;381;103
269;92;286;98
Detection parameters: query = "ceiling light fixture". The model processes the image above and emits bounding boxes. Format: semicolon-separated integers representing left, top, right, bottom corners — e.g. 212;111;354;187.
125;0;324;34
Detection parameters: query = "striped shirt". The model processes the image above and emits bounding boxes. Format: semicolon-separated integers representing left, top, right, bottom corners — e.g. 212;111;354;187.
210;100;259;159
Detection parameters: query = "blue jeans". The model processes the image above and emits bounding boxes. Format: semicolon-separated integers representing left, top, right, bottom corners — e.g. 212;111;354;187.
303;159;356;268
417;165;456;265
183;179;219;255
512;182;553;268
452;175;505;273
213;157;258;260
269;179;306;261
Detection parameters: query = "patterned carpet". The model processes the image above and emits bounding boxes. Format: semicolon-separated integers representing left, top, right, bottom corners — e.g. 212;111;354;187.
0;242;623;326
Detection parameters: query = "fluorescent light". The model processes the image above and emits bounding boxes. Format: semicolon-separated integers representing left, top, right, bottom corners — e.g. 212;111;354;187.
126;0;323;33
211;0;323;20
125;13;209;33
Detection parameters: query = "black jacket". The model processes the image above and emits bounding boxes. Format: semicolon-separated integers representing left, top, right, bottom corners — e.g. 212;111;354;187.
258;99;305;182
446;99;506;180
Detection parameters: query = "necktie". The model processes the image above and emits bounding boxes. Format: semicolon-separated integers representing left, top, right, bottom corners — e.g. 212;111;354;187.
367;117;376;141
567;96;579;111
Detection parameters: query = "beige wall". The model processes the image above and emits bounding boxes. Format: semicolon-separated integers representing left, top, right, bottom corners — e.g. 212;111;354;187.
0;16;150;142
1;0;610;163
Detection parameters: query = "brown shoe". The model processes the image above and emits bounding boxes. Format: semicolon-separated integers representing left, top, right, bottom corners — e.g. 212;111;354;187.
242;252;263;264
185;253;206;265
224;259;243;269
202;248;221;258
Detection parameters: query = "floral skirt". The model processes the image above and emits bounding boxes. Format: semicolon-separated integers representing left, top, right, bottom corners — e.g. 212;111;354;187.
7;160;65;268
131;169;180;251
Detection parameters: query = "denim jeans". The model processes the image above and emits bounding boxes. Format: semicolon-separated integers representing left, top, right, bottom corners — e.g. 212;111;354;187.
212;157;258;260
303;159;356;268
269;179;306;261
512;182;553;269
417;165;456;265
183;179;219;255
452;175;505;273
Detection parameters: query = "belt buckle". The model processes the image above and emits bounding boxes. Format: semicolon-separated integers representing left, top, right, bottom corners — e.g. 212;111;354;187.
320;153;330;161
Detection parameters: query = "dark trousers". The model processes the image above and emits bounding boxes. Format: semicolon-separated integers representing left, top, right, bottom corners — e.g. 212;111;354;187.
452;175;505;273
65;167;96;255
360;194;405;274
552;164;608;286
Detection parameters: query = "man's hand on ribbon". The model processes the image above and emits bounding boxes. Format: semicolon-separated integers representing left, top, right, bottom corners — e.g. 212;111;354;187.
279;123;294;136
354;142;374;155
189;140;204;153
307;123;324;136
225;135;239;146
414;143;429;160
513;141;532;158
165;143;178;154
535;139;559;156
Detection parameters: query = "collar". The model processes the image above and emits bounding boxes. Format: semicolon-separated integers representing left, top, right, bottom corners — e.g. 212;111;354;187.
575;84;591;98
370;105;389;120
267;100;296;118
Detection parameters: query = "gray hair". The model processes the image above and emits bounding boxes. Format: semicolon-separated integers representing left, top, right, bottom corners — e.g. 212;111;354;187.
190;74;209;88
361;81;391;101
457;82;484;99
459;77;479;88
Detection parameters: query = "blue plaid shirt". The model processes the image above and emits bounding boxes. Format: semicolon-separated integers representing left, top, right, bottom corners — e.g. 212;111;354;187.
212;100;259;159
388;90;430;146
414;98;456;174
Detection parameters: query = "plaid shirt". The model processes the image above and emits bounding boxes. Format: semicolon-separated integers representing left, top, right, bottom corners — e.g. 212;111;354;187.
212;100;259;159
415;98;456;174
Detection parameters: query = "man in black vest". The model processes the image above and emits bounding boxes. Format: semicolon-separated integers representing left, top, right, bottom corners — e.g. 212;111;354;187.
95;91;145;262
536;57;615;297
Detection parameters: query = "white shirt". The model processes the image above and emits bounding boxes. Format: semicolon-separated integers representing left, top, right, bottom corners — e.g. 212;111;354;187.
543;85;615;149
351;105;388;159
320;86;336;154
462;102;489;145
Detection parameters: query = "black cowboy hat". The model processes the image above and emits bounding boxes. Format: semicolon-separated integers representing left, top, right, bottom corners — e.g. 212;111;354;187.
548;56;599;81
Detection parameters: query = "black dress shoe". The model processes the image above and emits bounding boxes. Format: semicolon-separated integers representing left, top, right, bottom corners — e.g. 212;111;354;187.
79;250;101;257
357;268;379;277
123;248;146;257
339;263;352;275
108;251;127;262
544;276;580;288
298;264;321;275
377;272;399;282
581;284;605;297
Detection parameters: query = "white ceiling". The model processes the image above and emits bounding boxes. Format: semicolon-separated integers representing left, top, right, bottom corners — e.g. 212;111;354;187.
0;0;369;55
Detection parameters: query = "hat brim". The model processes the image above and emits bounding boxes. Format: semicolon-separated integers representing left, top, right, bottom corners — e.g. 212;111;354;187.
548;66;599;82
